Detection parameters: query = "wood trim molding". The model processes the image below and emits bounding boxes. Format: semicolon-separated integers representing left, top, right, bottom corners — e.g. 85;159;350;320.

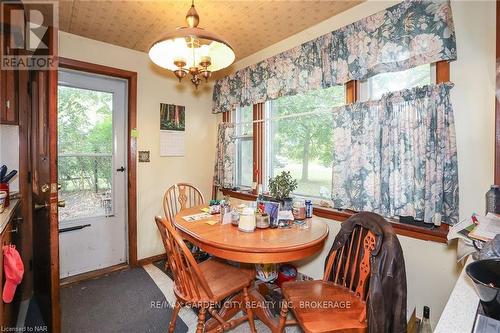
58;57;138;267
221;188;448;243
496;1;500;185
436;61;450;83
136;254;166;267
345;80;358;104
59;263;128;287
253;103;264;188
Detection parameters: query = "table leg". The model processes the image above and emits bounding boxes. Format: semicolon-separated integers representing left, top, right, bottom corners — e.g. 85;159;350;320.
204;287;281;333
204;293;244;331
248;287;281;332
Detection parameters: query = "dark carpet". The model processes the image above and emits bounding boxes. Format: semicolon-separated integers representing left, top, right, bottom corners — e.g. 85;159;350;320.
24;297;46;331
61;267;188;333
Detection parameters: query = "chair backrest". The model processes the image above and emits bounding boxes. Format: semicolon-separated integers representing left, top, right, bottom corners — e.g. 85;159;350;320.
163;183;205;222
323;225;377;302
155;216;213;301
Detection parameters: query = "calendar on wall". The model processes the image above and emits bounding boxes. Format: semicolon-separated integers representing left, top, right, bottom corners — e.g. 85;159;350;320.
159;103;185;157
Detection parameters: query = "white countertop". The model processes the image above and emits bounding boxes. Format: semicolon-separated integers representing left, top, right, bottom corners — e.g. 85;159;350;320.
435;256;479;333
0;199;19;234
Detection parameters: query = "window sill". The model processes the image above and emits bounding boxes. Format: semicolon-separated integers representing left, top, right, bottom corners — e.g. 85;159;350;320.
220;188;449;244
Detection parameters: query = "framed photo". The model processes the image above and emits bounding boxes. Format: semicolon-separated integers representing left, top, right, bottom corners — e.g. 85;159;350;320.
257;200;281;224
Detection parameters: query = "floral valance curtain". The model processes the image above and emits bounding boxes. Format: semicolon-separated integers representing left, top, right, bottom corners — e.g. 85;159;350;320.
212;0;457;114
213;123;236;189
331;83;458;225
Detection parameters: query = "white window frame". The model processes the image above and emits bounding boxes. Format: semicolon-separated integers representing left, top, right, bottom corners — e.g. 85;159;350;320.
233;107;253;189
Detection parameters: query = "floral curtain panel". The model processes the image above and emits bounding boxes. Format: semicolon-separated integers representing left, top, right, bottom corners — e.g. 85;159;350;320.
212;0;457;114
213;123;236;189
331;83;458;225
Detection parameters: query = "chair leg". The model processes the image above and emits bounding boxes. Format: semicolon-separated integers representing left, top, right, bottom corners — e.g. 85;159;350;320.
278;300;289;333
243;287;256;333
169;299;181;333
196;307;206;333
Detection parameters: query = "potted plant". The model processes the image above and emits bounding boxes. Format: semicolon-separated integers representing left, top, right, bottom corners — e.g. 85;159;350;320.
268;171;298;210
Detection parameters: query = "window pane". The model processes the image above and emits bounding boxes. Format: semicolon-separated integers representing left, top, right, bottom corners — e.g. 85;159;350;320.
57;86;114;222
268;85;345;198
236;105;253;137
240;139;253;187
367;64;431;100
235;105;253;188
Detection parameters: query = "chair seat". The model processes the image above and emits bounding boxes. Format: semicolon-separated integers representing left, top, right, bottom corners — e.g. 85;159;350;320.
175;258;255;303
281;280;367;333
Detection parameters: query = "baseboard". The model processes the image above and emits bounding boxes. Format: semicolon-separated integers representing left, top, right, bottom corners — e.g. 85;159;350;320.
136;254;165;267
59;263;129;286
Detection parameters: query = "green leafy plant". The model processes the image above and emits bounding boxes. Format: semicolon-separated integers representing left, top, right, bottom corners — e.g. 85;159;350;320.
268;171;298;200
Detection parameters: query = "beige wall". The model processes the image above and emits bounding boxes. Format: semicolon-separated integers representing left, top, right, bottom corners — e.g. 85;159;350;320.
59;32;218;260
225;0;496;326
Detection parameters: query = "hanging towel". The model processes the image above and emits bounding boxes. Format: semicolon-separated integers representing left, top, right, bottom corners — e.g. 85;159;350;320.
3;245;24;303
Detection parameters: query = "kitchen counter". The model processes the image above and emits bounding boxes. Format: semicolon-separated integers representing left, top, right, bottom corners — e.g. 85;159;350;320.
0;199;19;234
435;256;479;333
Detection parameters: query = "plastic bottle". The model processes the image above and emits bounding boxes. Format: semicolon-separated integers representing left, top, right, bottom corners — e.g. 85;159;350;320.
486;185;500;214
419;306;432;333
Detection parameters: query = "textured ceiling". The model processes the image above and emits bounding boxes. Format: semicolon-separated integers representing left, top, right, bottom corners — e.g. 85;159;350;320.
57;0;363;60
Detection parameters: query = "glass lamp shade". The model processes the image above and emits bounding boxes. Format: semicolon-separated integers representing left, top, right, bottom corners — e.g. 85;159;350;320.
148;27;235;73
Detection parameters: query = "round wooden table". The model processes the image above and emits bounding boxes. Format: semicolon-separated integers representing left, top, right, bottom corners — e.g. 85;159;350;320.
174;205;329;332
174;206;329;264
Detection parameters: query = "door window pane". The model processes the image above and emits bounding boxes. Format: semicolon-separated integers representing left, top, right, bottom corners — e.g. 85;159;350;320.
57;86;113;221
267;85;345;198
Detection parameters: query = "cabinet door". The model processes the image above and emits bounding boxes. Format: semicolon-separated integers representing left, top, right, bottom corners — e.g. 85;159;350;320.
0;22;19;125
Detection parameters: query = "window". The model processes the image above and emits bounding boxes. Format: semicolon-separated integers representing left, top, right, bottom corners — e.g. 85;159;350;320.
360;64;433;101
230;63;446;200
234;105;253;188
265;86;345;198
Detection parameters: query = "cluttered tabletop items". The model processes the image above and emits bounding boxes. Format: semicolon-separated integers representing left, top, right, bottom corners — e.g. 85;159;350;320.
181;197;315;232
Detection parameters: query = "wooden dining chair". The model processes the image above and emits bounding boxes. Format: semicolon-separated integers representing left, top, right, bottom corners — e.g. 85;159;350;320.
155;216;256;333
163;183;205;223
159;183;206;270
278;226;377;333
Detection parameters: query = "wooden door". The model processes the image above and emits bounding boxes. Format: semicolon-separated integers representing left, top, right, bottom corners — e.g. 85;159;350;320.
30;60;60;332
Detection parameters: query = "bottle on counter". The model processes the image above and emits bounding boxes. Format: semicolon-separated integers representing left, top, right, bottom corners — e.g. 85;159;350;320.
419;306;432;333
305;200;313;218
486;185;500;214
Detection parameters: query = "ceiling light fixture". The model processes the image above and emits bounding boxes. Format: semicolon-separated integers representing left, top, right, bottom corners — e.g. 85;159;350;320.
148;0;235;89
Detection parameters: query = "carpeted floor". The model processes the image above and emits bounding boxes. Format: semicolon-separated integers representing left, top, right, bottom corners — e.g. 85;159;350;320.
61;267;188;333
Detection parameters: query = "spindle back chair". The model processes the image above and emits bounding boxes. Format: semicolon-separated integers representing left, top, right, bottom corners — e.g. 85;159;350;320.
163;183;205;223
155;216;256;333
278;225;378;333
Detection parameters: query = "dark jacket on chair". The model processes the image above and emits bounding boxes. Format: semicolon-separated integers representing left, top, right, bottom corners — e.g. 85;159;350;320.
326;212;407;333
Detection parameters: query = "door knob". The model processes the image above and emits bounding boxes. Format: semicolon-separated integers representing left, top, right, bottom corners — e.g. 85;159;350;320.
116;166;126;172
40;184;49;193
58;200;66;208
34;202;48;210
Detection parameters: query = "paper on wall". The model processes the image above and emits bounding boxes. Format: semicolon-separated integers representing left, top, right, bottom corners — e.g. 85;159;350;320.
160;130;185;157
